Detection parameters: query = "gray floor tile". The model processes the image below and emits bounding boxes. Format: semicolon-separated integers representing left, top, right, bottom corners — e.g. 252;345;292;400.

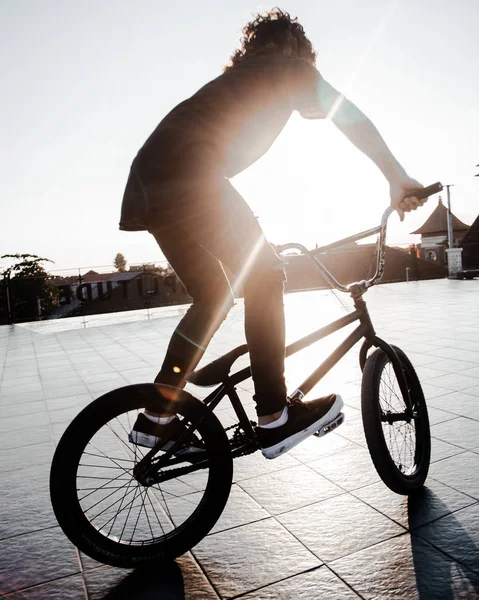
238;464;344;515
421;383;452;400
41;376;84;390
0;411;50;432
47;405;84;425
39;366;80;381
240;566;361;599
0;486;56;540
431;437;467;463
194;518;320;598
1;462;51;492
428;390;479;416
427;359;479;375
0;423;52;451
427;373;479;393
46;383;90;399
416;365;452;381
307;444;381;491
0;441;53;472
0;399;46;419
4;574;87;599
464;385;479;398
427;406;458;425
0;381;44;396
428;347;479;364
45;393;93;411
277;493;404;562
210;484;270;533
0;528;80;595
0;375;42;388
287;431;355;463
456;366;479;379
232;451;301;482
331;533;479;600
431;417;479;451
353;479;477;530
0;390;45;404
429;452;479;499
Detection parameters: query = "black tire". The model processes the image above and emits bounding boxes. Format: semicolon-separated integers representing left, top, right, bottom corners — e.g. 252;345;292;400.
50;384;233;568
361;345;430;495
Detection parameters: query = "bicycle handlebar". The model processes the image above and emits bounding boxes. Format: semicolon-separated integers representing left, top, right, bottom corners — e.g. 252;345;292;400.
276;182;443;296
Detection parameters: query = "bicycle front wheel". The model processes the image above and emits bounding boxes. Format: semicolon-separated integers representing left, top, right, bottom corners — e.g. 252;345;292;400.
50;384;233;568
361;345;430;494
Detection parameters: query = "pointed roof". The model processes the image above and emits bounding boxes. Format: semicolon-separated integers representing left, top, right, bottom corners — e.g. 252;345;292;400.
411;197;470;236
461;214;479;246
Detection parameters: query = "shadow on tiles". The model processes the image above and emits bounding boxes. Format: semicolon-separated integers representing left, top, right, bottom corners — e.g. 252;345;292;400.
99;562;186;600
409;489;479;599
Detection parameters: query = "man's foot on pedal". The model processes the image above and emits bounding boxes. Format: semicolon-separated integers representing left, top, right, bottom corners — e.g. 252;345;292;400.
256;394;344;459
128;413;204;459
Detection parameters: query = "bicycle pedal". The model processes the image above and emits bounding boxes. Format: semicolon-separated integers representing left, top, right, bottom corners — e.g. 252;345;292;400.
313;412;345;438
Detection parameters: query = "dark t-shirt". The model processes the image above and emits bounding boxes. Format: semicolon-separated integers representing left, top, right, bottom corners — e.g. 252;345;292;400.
137;54;325;179
120;54;326;231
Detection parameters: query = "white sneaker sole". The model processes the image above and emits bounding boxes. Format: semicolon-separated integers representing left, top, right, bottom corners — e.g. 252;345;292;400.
128;430;167;449
261;395;344;460
128;431;204;456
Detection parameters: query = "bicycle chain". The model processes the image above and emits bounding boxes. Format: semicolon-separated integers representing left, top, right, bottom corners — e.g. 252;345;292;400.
149;423;259;482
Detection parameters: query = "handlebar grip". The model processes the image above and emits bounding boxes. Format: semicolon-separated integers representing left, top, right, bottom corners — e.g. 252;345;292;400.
410;182;443;200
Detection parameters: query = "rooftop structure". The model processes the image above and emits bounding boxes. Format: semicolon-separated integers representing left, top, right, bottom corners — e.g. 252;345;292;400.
410;197;470;237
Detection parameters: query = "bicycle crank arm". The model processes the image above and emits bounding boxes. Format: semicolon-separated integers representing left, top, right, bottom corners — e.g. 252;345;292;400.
144;458;210;485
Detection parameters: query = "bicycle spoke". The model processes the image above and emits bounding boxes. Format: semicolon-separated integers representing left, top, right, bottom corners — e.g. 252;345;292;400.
83;451;133;463
119;486;141;542
78;469;133;502
87;480;139;523
106;475;136;537
65;398;221;554
379;360;417;473
144;488;169;537
129;487;148;544
140;489;156;541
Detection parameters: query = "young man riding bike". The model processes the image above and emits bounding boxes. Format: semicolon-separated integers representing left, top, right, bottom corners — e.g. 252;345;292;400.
120;9;426;459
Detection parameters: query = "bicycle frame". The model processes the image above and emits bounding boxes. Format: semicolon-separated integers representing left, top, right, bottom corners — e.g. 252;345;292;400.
206;294;413;441
136;184;445;481
136;293;411;484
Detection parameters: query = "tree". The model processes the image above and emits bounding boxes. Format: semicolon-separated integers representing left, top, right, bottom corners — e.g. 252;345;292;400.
0;254;59;323
114;253;127;272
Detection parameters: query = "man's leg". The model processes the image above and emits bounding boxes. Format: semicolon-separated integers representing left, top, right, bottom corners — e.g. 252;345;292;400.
172;178;288;419
177;179;344;458
151;224;235;388
129;221;236;447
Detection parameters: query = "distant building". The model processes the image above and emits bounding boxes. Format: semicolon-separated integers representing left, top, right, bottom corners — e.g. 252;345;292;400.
410;197;470;267
461;214;479;269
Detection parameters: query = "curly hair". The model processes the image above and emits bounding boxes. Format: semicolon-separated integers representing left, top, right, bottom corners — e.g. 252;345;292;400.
224;8;317;71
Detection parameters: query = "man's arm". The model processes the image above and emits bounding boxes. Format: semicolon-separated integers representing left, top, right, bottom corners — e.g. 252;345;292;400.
317;78;426;220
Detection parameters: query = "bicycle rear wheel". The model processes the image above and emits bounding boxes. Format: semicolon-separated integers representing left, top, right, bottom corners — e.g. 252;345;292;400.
361;345;430;494
50;384;233;568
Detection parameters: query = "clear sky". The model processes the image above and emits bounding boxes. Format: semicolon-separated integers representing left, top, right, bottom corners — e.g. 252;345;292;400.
1;0;478;274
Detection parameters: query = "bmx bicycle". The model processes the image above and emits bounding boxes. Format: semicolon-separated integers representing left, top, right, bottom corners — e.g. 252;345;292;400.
50;182;442;568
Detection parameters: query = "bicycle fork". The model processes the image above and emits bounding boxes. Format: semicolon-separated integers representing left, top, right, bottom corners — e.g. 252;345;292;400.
354;295;414;422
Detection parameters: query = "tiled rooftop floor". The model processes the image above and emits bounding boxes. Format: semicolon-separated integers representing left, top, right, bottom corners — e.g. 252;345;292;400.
1;279;478;599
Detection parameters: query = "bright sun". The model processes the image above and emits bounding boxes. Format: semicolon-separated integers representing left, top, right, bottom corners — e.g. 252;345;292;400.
232;112;391;251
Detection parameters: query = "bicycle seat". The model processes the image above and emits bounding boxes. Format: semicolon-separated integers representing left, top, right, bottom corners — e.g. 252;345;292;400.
187;344;248;386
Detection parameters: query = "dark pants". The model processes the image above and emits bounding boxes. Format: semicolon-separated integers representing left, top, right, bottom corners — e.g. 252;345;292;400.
125;151;287;417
